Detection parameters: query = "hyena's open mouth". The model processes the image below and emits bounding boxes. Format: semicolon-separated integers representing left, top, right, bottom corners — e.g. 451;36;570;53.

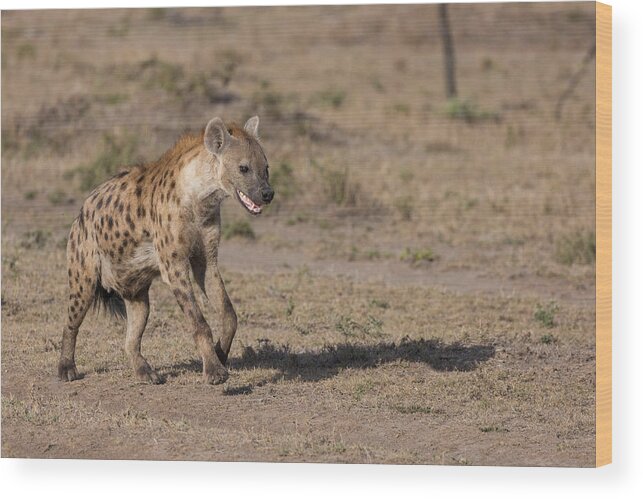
236;190;263;215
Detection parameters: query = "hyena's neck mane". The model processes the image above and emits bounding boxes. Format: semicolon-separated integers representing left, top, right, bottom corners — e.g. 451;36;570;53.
152;123;251;168
151;130;206;171
139;123;250;173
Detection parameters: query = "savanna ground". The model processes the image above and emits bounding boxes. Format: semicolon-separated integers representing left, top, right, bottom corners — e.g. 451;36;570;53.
1;4;597;466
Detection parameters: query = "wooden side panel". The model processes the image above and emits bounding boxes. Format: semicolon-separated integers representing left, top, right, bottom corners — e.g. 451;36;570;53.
595;1;612;468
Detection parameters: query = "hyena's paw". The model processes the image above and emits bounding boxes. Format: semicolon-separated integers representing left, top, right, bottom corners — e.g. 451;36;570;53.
136;365;163;385
204;362;229;385
58;360;80;382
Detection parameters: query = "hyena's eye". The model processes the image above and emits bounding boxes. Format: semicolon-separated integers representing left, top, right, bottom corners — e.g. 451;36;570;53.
239;165;249;174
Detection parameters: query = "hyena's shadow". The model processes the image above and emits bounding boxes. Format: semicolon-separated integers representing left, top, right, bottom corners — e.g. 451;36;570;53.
168;338;495;384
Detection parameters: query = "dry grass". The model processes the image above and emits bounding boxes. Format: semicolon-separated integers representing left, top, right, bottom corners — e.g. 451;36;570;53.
1;4;596;465
2;243;595;465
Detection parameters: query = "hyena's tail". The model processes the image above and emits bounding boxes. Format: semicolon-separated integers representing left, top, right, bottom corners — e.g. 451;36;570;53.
93;283;127;320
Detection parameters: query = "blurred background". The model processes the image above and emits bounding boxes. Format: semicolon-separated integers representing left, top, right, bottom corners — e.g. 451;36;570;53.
2;3;596;288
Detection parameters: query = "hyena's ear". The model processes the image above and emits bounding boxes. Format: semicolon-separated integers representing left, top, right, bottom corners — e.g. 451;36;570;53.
204;117;231;155
244;115;260;139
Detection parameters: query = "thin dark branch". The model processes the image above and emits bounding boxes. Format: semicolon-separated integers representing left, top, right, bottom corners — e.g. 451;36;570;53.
555;44;596;121
438;4;458;99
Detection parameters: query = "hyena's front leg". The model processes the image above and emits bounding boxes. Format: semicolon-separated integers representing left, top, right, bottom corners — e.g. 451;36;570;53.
196;222;237;365
211;268;237;365
163;258;228;385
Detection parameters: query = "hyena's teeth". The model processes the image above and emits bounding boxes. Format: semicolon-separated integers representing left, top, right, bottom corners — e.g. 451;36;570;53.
238;190;262;213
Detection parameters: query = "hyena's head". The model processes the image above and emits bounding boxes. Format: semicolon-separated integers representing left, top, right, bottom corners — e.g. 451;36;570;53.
204;116;273;215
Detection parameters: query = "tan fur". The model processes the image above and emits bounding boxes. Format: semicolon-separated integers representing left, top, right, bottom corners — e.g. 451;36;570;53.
58;116;273;385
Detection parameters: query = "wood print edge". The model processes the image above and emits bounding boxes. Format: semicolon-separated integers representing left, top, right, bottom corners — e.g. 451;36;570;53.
595;0;612;468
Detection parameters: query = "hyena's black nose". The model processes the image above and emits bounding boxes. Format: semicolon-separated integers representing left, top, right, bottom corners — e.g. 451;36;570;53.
262;187;274;204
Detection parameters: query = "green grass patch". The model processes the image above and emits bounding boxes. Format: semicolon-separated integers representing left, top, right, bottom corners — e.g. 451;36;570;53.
269;162;297;202
67;133;139;191
369;298;390;309
140;56;183;94
222;220;256;240
555;229;595;265
446;98;499;123
539;333;557;345
19;230;50;250
47;189;71;205
251;82;288;120
348;246;386;262
393;404;438;415
95;93;129;106
400;247;437;265
315;88;346;109
352;380;374;401
394;196;414;221
534;302;559;328
285;298;295;318
335;315;384;338
16;43;36;60
286;214;308;226
479;425;509;433
393;102;410;115
312;161;360;207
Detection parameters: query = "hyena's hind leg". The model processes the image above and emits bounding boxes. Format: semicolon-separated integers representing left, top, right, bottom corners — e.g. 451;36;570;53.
58;222;99;381
123;289;162;384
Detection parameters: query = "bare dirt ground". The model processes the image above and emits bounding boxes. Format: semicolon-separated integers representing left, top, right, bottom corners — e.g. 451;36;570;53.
2;4;596;465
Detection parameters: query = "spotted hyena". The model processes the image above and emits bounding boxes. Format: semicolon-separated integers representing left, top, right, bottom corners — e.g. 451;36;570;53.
59;116;273;385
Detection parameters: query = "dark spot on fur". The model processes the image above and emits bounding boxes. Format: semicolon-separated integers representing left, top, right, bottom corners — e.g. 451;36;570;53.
126;214;135;230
